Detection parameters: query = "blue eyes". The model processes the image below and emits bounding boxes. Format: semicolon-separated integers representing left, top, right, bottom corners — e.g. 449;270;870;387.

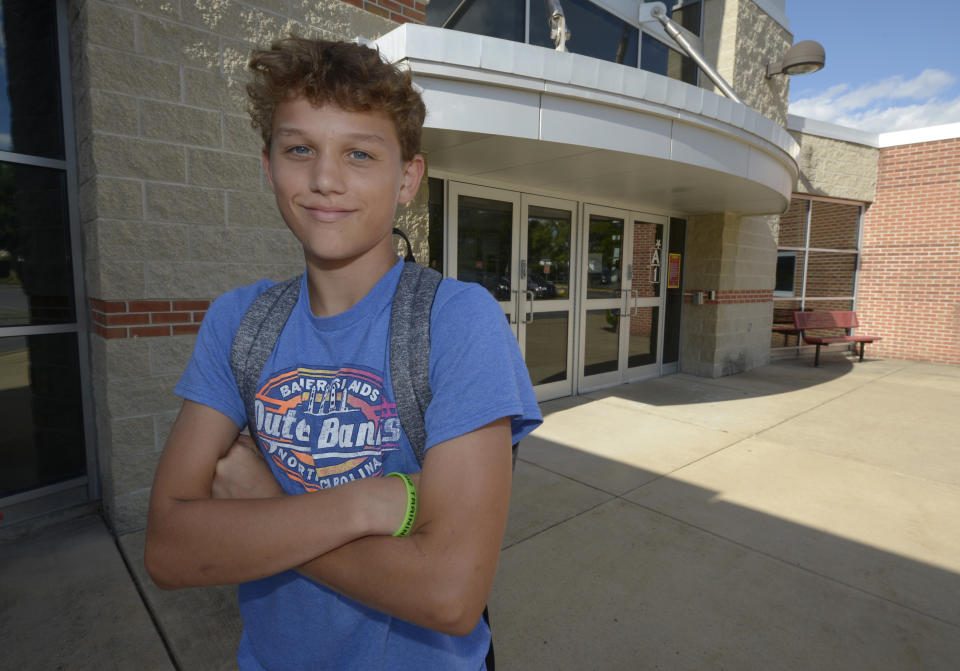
284;146;372;161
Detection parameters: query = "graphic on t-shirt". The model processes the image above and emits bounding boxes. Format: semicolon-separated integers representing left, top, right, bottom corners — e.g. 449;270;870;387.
254;365;400;491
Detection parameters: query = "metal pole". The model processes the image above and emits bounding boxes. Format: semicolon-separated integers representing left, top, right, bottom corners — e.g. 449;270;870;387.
644;2;743;104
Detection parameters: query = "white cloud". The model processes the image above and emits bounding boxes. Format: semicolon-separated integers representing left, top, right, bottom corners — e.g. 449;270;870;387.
789;69;960;132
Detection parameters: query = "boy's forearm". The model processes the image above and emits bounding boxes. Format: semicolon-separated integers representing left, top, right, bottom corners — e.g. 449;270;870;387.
295;528;501;636
145;485;377;589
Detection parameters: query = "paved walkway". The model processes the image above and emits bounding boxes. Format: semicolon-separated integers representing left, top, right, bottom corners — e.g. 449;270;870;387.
3;353;959;670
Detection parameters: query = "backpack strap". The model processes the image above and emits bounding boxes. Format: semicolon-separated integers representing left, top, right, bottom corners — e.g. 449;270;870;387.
389;261;443;466
229;275;302;443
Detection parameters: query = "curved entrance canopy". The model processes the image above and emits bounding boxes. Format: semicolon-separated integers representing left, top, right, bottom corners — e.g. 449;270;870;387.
375;24;799;215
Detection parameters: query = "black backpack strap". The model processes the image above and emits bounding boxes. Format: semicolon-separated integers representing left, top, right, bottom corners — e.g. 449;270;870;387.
389;261;443;466
229;275;302;443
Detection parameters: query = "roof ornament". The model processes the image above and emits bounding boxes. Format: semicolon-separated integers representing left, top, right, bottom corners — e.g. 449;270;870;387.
545;0;570;52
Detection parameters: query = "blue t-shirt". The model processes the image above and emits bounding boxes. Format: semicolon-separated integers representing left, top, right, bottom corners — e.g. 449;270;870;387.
175;258;542;671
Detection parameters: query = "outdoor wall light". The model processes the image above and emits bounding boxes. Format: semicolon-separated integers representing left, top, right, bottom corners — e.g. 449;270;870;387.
766;40;826;78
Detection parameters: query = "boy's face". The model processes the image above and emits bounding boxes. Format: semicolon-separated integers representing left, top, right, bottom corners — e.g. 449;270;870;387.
262;98;424;270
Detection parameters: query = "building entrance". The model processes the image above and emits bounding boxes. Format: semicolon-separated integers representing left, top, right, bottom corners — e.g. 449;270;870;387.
445;182;673;401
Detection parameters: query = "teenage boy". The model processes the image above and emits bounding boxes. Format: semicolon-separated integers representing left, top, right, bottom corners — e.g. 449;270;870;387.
145;37;541;670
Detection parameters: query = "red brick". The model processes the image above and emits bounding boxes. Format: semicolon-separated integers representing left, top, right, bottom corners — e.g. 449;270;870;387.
91;299;127;313
151;311;192;324
104;312;151;326
129;300;171;312
173;324;202;336
173;300;210;311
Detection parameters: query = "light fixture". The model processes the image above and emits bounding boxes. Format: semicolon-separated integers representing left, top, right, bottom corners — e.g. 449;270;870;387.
766;40;826;78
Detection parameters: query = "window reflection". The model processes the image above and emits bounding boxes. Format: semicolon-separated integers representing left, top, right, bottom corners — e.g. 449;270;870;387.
587;215;623;298
530;0;638;66
0;162;75;326
427;0;525;42
0;0;64;158
0;333;86;497
528;206;571;300
457;196;513;301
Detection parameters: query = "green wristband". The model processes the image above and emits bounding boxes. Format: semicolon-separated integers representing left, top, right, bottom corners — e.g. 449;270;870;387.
386;472;418;538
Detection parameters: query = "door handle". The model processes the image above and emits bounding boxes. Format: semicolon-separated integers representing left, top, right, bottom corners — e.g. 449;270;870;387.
525;290;535;324
510;289;519;324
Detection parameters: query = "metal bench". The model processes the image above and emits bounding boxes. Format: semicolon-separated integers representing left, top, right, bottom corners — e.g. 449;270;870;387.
793;311;880;366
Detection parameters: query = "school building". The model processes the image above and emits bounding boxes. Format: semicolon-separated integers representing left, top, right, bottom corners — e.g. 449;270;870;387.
1;0;957;531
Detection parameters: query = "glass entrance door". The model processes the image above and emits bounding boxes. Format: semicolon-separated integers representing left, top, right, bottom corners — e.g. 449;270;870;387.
519;195;576;401
578;206;667;392
447;183;577;400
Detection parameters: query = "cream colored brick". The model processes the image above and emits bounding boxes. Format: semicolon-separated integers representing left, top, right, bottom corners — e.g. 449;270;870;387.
188;148;260;189
111;416;156;450
103;338;151;380
109;488;152;534
100;0;180;20
96;177;143;220
183;68;247;112
97;258;146;296
92;219;189;262
183;0;284;45
792;132;879;202
146;260;250;297
349;5;397;40
227;190;284;228
189;226;263;262
87;2;136;51
149;337;196;375
141;100;222;146
245;0;287;13
88;47;180;100
222;113;262;154
106;374;180;418
90;90;138;135
290;0;352;36
146;182;225;224
140;15;221;70
92;134;186;181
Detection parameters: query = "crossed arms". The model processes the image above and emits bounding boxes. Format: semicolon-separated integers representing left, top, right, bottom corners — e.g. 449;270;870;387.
144;399;513;636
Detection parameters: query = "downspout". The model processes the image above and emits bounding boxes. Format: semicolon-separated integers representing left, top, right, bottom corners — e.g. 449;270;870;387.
638;2;743;105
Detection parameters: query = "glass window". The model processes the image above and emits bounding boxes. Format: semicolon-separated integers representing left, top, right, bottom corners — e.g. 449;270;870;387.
0;333;86;497
805;252;857;298
530;0;638;66
586;214;623;298
0;0;64;159
456;195;513;301
640;34;697;84
809;200;860;249
427;0;525;43
774;251;798;296
0;162;76;326
777;198;808;247
527;205;571;300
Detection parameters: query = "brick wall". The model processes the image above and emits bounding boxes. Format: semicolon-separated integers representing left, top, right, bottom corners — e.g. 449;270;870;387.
857;137;960;365
340;0;426;24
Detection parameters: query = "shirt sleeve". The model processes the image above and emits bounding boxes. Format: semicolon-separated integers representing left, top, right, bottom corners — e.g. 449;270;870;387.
423;281;542;451
174;280;274;429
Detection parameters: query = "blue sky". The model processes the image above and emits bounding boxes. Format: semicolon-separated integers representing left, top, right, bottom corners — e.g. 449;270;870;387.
785;0;960;132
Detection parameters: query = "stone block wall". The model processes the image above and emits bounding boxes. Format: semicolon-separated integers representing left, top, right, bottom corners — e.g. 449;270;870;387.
791;131;879;202
857;137;960;365
70;0;429;532
680;212;776;377
700;0;791;126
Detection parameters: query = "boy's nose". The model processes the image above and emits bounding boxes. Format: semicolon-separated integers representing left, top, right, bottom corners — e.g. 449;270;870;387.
310;153;346;194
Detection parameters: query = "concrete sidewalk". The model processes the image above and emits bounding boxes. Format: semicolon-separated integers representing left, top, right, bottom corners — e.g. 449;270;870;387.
3;354;959;670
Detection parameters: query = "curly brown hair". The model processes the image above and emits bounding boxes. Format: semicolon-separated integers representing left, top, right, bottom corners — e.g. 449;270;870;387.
247;36;426;161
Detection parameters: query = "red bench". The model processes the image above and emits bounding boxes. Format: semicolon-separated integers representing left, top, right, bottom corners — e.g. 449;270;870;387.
793;311;881;366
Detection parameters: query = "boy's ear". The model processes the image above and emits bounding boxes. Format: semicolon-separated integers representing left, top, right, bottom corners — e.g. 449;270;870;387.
262;147;275;192
397;154;426;206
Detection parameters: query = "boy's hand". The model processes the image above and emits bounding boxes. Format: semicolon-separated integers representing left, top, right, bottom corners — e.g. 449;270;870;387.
212;435;283;499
